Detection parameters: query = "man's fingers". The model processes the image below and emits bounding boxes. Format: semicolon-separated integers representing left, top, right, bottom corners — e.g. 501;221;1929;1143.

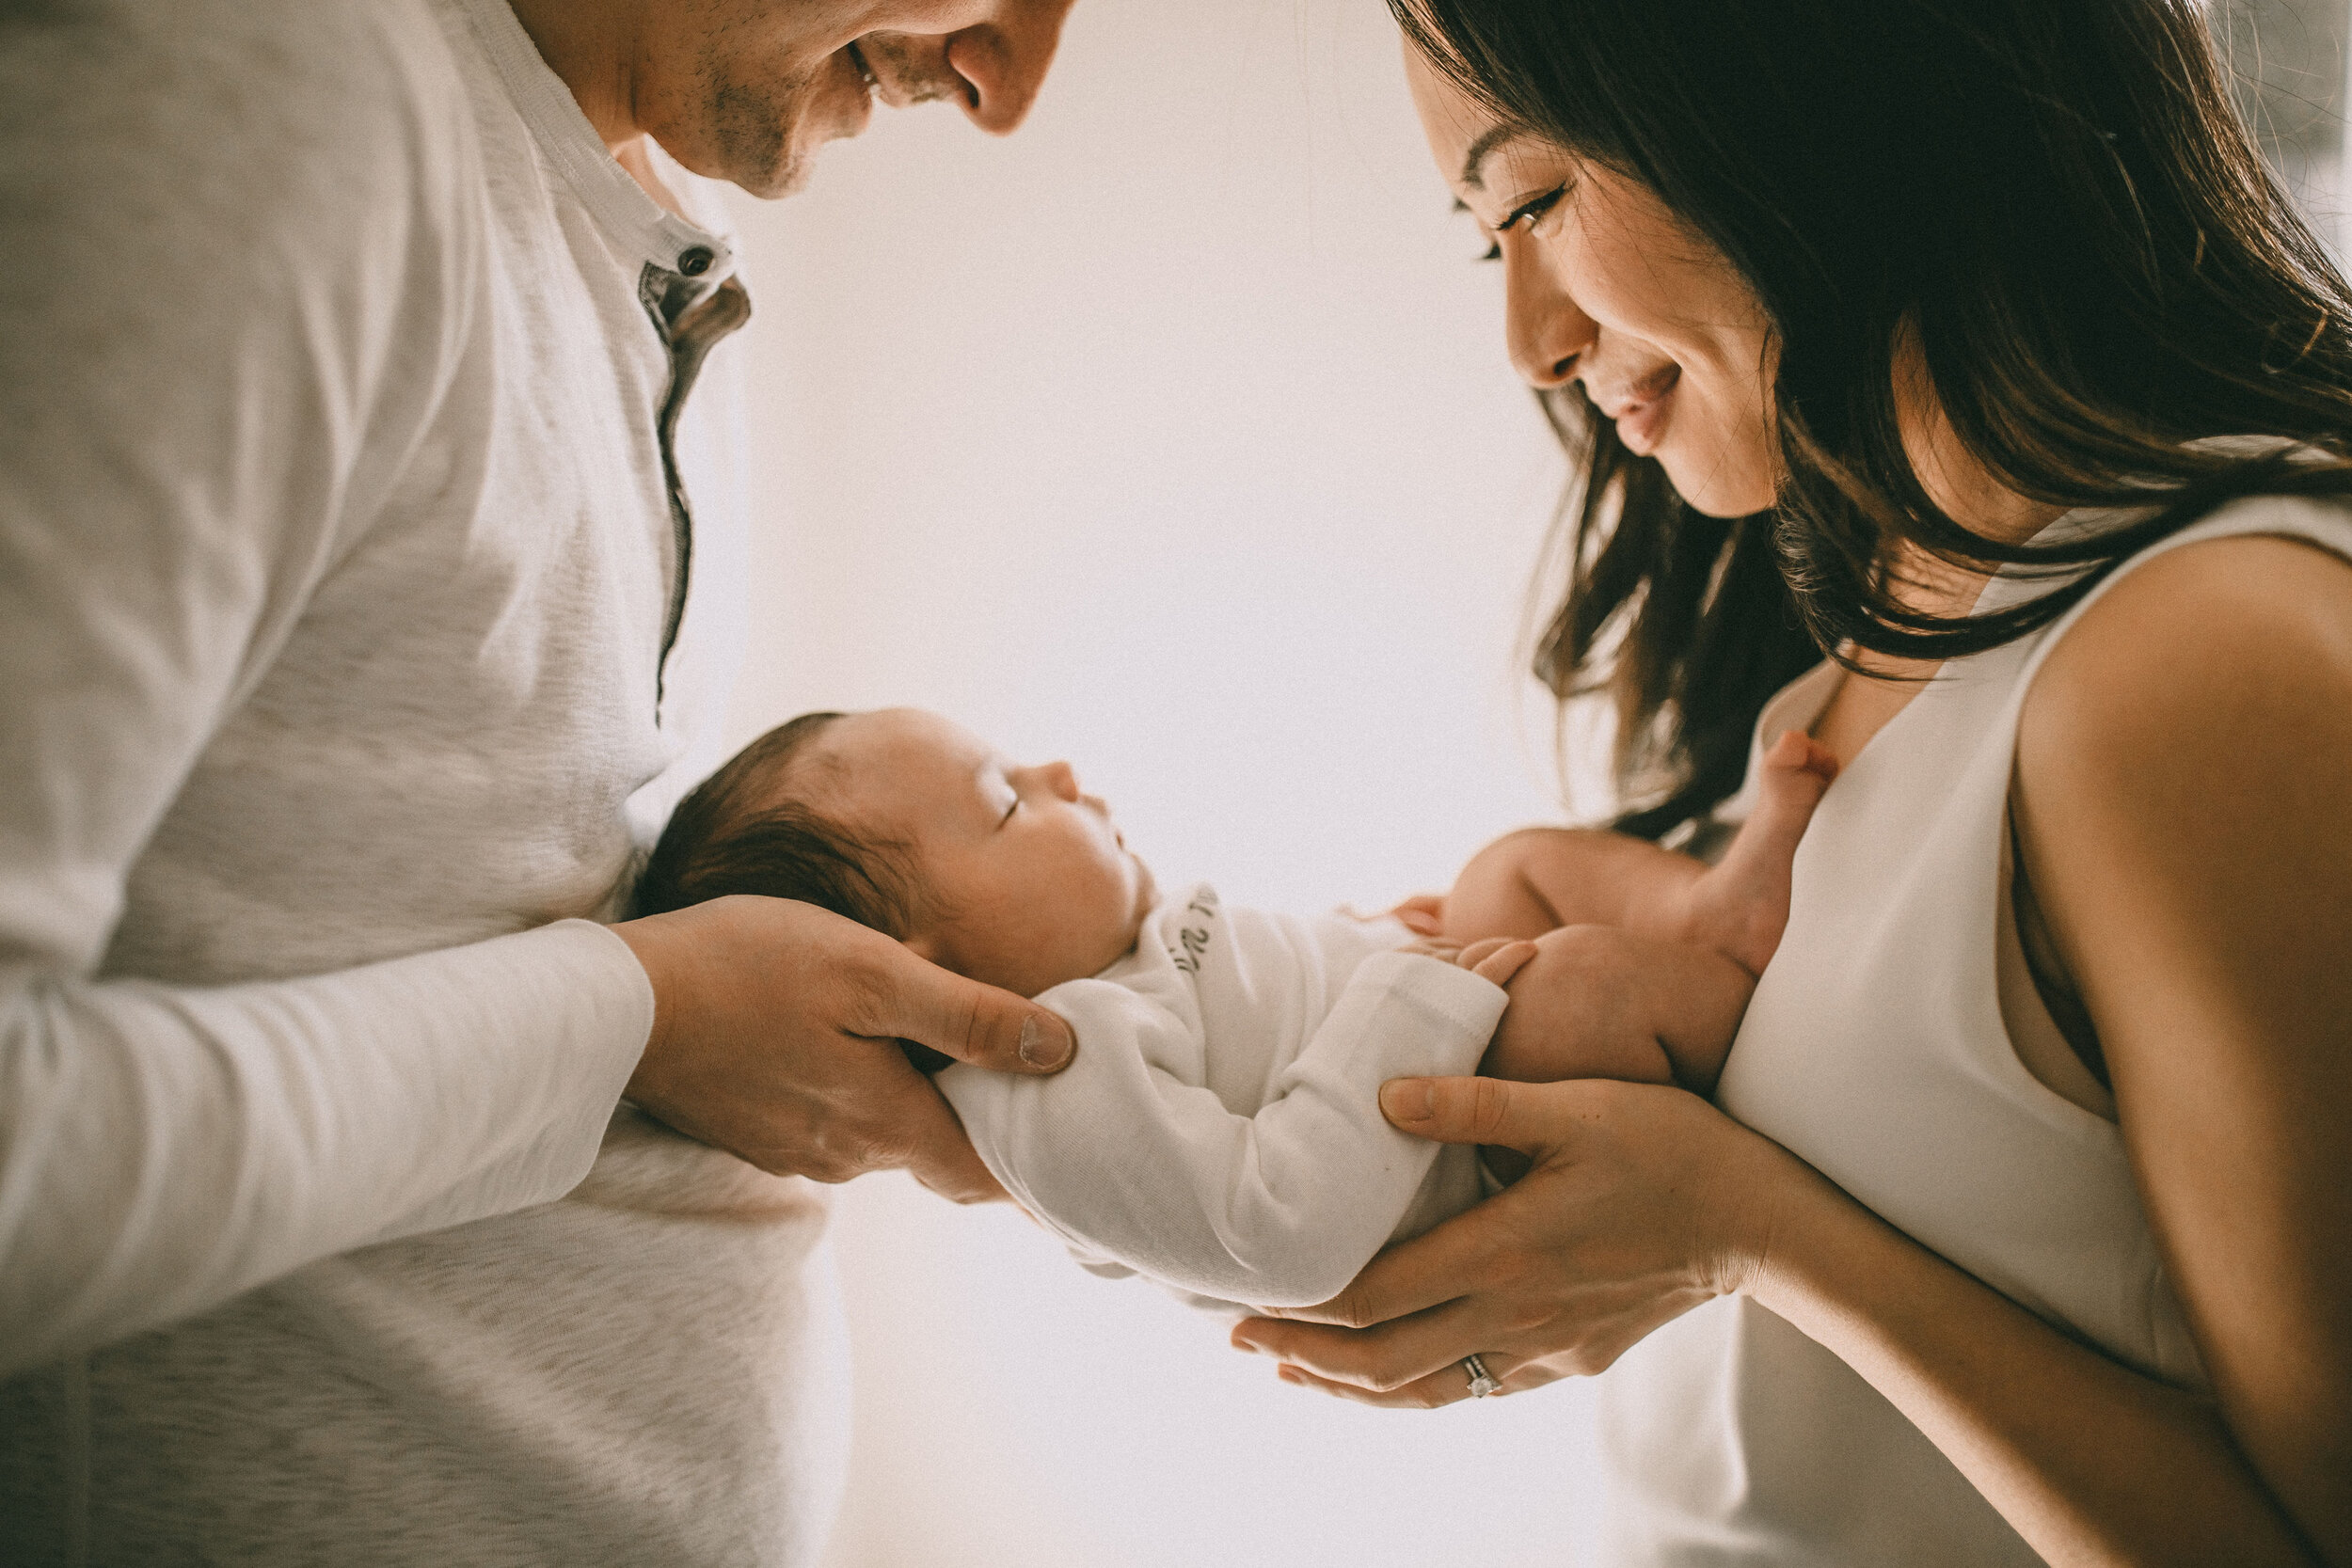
896;1080;1010;1204
864;942;1073;1074
1378;1074;1550;1151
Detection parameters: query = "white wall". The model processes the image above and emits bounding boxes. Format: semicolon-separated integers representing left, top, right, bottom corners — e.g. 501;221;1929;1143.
723;2;1610;1561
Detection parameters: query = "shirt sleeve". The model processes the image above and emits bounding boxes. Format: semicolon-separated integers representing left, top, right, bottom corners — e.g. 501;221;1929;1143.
0;1;651;1377
939;953;1508;1309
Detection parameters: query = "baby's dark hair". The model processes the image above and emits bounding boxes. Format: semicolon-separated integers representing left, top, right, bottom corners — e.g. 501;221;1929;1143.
631;711;922;936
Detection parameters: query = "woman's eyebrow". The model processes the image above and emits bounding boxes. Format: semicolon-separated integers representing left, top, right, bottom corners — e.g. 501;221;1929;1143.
1459;124;1521;192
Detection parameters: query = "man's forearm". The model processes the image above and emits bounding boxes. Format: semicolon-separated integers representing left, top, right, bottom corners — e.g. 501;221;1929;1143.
0;920;649;1376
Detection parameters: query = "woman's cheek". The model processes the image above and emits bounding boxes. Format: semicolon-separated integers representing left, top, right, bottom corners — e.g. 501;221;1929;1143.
1684;382;1778;514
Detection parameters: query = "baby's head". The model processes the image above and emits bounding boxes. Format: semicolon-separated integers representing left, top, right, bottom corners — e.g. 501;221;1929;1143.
635;708;1157;999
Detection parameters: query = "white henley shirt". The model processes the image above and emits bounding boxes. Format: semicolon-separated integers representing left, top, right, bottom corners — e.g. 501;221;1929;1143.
0;2;846;1561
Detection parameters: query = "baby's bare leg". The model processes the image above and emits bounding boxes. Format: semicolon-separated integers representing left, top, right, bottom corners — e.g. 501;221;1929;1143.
1674;730;1838;974
1443;827;1708;942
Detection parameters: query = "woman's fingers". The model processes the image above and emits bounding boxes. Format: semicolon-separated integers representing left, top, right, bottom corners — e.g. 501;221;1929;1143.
1248;1192;1513;1327
1235;1295;1492;1394
1378;1073;1556;1152
1274;1359;1480;1410
1270;1351;1577;1409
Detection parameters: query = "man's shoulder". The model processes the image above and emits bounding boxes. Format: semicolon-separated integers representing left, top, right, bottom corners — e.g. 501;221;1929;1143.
5;0;478;230
7;0;465;115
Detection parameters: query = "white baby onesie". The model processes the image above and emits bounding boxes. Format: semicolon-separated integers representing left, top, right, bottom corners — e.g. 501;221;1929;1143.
939;885;1509;1311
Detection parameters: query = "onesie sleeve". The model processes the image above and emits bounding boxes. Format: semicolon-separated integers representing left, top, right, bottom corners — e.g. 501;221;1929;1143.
938;952;1507;1309
0;3;649;1376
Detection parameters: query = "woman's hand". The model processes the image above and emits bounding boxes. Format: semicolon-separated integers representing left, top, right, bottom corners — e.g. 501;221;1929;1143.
1229;1072;1813;1406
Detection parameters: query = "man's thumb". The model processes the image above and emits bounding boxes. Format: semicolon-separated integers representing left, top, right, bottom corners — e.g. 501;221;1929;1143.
884;954;1074;1074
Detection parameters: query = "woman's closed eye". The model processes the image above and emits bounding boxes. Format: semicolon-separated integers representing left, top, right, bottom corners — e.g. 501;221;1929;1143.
1456;186;1570;263
1498;185;1568;236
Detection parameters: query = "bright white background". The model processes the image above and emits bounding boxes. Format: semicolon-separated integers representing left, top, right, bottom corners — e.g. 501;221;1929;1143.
722;1;1613;1563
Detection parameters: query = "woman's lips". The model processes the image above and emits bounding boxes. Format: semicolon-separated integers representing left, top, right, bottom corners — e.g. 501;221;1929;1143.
1613;363;1682;457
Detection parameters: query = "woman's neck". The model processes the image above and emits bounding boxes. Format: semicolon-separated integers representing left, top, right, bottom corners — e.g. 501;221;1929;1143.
1895;337;2068;561
1811;346;2070;760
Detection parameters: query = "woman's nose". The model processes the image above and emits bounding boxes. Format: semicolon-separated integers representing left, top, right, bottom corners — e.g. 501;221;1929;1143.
946;0;1074;135
1502;240;1595;390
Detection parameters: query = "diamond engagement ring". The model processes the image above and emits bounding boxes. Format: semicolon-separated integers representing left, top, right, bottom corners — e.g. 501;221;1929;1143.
1461;1354;1500;1399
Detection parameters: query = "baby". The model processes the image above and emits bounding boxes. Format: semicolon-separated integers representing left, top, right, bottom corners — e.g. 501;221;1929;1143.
632;708;1834;1310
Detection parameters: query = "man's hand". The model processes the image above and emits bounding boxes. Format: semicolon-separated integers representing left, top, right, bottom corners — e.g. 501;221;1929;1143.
612;895;1075;1203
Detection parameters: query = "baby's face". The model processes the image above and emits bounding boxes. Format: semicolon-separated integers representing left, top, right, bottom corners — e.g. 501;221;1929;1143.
802;708;1157;997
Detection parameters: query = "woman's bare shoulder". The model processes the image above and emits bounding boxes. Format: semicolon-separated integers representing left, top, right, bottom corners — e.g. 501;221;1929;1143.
2020;529;2352;798
2010;522;2352;1096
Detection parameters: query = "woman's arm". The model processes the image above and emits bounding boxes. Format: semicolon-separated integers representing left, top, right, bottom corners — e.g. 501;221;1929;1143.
1234;1076;2321;1566
2008;533;2352;1557
1233;533;2352;1566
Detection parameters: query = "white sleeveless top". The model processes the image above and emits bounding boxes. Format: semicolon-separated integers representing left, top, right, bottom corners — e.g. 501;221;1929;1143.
1595;491;2352;1565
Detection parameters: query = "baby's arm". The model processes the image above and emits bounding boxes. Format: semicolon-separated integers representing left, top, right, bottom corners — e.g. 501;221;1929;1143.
1444;731;1838;968
1471;926;1754;1096
1456;928;1751;1183
1441;827;1705;943
936;956;1506;1308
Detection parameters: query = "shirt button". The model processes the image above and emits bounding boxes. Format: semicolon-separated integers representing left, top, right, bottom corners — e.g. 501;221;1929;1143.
677;246;714;277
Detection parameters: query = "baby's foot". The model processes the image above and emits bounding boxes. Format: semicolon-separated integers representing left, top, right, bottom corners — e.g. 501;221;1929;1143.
1681;730;1838;974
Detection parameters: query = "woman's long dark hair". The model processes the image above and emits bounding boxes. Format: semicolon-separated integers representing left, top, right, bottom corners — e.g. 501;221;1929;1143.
1528;389;1818;838
1406;0;2352;836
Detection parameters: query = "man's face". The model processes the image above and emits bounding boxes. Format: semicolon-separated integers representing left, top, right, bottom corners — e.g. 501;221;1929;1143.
638;0;1077;198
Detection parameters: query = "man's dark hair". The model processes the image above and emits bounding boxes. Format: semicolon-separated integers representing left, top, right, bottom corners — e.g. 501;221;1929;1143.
630;711;922;937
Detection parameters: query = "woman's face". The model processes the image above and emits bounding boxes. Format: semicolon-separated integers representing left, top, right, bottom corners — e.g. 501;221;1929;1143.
1406;47;1779;517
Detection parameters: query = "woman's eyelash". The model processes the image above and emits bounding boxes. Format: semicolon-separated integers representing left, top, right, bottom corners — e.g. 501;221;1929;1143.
1500;186;1567;233
1457;188;1566;264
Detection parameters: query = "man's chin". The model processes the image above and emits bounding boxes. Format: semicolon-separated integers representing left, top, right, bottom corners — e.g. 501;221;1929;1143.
745;110;876;198
693;79;866;199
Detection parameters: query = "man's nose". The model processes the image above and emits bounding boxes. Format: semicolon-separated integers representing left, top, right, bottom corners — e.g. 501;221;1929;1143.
946;0;1075;135
1502;240;1595;390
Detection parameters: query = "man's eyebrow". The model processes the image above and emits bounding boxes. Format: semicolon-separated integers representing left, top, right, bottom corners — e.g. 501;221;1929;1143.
1459;124;1520;192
